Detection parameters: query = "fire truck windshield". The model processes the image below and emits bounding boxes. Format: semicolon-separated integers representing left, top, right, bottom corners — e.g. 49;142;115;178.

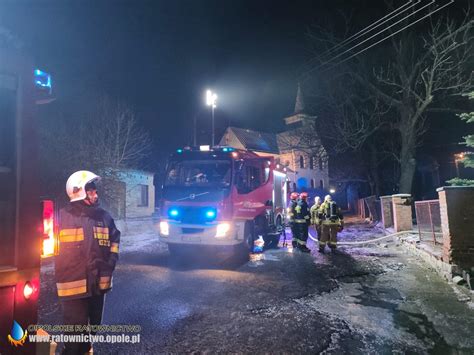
165;160;231;188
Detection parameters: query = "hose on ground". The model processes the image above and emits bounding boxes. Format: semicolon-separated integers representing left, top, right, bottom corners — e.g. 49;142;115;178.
302;230;416;246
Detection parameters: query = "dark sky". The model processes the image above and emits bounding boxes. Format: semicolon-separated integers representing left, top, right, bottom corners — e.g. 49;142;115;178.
0;0;469;156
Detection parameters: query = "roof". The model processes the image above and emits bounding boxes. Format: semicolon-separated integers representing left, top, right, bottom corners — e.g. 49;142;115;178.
229;127;280;154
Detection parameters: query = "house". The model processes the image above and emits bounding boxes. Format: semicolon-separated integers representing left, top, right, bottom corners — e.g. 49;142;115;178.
219;85;329;193
101;169;155;220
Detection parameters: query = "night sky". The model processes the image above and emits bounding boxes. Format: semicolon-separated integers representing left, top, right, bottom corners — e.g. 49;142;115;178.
0;0;470;156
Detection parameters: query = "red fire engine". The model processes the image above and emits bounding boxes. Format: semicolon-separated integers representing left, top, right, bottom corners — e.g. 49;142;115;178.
0;49;56;353
159;146;287;255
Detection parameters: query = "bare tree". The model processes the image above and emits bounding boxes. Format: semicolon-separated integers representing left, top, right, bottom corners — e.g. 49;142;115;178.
305;11;473;194
357;14;473;192
75;97;152;171
39;95;153;214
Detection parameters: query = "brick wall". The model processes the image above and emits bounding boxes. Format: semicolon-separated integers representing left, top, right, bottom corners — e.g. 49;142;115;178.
392;194;413;232
380;195;393;228
437;186;474;271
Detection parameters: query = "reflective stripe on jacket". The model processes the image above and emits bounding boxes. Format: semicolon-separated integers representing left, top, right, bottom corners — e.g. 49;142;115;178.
295;200;310;223
319;201;343;226
310;204;321;225
287;200;298;222
55;202;120;300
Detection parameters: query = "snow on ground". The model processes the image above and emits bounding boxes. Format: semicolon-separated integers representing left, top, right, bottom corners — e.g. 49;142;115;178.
119;230;166;253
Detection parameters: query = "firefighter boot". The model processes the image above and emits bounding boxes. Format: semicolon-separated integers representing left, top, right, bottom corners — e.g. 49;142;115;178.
299;244;311;253
318;246;325;253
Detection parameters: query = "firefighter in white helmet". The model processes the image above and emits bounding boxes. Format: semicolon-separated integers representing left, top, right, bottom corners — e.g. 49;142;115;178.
55;171;120;354
318;194;343;253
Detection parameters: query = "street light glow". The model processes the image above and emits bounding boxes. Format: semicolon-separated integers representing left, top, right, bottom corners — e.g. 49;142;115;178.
206;89;217;108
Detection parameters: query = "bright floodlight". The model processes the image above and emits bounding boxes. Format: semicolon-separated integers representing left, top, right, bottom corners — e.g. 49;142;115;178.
206;89;217;108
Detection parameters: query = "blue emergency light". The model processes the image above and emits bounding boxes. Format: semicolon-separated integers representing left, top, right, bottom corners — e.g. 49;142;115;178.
34;69;52;93
205;209;216;219
168;208;180;218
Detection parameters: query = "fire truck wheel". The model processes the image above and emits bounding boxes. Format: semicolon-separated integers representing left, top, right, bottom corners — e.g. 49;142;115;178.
244;220;255;251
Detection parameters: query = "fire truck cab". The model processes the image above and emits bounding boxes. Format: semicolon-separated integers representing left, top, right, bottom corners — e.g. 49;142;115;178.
159;146;287;255
0;48;55;353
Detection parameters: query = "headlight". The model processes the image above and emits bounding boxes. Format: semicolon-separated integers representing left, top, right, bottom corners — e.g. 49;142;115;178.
160;221;169;236
215;223;231;238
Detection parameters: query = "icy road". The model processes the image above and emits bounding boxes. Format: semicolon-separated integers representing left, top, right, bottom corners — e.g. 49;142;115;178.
39;220;474;354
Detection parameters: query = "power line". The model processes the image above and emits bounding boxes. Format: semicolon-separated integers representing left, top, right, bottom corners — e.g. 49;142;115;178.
318;0;435;68
321;0;455;73
319;0;417;60
301;0;417;71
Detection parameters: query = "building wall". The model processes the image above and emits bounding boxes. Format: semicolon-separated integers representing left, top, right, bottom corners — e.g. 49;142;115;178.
118;170;155;219
279;150;329;191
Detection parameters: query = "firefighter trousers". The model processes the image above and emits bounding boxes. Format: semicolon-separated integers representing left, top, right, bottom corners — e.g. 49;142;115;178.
290;223;298;242
295;222;309;245
313;224;321;239
61;294;105;355
320;224;338;249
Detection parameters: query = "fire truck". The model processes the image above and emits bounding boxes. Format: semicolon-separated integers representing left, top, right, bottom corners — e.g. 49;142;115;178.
0;48;56;353
159;146;287;255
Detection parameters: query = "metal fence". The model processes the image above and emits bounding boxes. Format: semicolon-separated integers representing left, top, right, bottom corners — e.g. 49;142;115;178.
357;195;381;222
414;200;443;245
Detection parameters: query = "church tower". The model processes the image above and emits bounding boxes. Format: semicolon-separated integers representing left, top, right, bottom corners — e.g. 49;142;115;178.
283;83;316;129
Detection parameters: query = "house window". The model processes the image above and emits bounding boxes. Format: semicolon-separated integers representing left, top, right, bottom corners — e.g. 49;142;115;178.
311;179;315;188
299;155;304;169
319;158;323;170
138;184;149;207
319;180;324;189
310;156;315;170
292;182;297;191
287;181;292;192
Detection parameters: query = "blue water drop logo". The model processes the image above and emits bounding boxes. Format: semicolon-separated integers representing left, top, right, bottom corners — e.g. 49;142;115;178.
11;320;24;340
7;320;28;346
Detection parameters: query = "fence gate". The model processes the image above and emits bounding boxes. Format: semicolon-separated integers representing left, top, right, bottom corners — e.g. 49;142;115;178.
414;200;442;245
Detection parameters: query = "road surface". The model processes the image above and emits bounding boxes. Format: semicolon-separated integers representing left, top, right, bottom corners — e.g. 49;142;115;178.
39;220;474;354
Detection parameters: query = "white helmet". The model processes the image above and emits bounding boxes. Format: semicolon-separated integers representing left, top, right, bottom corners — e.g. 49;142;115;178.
324;194;332;202
66;170;101;202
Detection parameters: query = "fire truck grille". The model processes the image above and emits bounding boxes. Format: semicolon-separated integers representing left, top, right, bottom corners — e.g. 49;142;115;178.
180;207;211;224
182;227;205;234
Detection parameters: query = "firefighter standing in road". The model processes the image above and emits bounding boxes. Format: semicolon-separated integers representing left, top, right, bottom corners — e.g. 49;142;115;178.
288;192;299;248
318;194;343;253
310;196;322;240
294;192;311;252
55;171;121;354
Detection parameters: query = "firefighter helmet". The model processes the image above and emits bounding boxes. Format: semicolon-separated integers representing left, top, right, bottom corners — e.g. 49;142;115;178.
324;194;332;202
300;192;308;200
66;170;101;202
290;192;299;200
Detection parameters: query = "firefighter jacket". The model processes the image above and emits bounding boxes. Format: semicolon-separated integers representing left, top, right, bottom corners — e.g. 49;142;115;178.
55;202;120;300
310;203;322;225
287;200;298;225
294;200;311;225
319;201;343;226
